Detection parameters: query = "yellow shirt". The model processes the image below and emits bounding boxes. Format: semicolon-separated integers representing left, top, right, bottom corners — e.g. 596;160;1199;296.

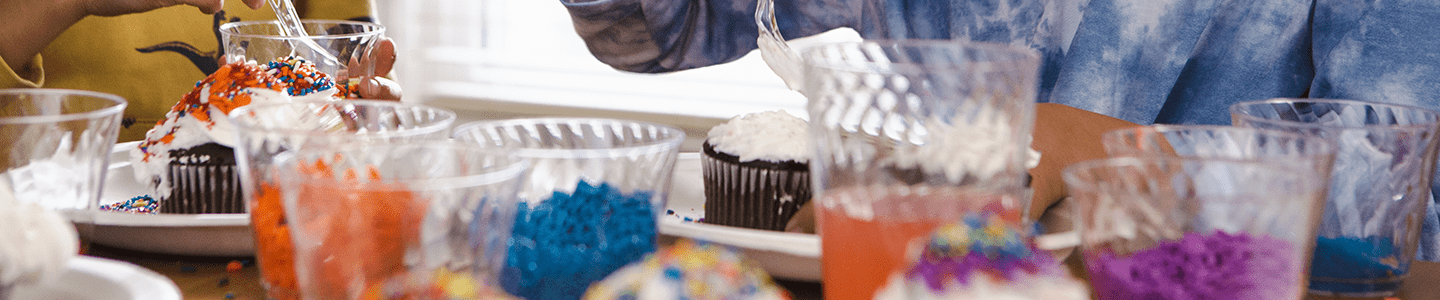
0;1;373;142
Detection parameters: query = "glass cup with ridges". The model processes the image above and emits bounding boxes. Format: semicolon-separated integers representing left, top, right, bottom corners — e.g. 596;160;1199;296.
1065;156;1329;300
452;117;685;300
801;40;1041;300
220;20;385;97
1230;98;1440;297
229;100;456;300
0;89;126;224
274;141;526;300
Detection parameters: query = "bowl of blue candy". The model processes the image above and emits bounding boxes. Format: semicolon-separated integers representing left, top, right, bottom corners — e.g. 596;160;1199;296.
452;117;686;300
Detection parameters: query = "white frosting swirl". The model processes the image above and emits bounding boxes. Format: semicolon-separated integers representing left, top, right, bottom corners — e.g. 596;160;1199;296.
0;180;79;289
130;86;338;194
706;110;811;163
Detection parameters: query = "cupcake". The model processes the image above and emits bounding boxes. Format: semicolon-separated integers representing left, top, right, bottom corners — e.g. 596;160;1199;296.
702;111;811;231
873;211;1089;300
0;181;79;297
583;239;791;300
131;56;343;214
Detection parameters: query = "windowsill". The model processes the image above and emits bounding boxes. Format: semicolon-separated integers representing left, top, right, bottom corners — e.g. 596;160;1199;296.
413;48;809;152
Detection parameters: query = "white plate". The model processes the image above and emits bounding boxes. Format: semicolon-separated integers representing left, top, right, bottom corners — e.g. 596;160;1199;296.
86;146;823;280
659;153;822;282
7;256;182;300
84;141;254;257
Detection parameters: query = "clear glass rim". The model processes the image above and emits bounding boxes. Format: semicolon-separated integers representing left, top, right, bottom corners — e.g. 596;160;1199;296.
1061;156;1306;193
1102;124;1338;155
277;141;528;191
228;99;457;138
1229;98;1440;131
452;117;687;159
798;39;1042;74
0;89;127;125
219;19;385;40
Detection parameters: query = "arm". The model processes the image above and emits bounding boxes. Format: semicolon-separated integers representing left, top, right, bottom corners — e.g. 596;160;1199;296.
1028;102;1139;220
561;0;854;73
0;0;262;87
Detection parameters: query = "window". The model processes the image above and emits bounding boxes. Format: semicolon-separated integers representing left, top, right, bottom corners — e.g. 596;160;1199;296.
377;0;808;125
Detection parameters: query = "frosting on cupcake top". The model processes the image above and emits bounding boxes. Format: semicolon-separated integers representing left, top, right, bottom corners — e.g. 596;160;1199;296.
130;56;342;196
0;181;79;289
874;211;1088;300
706;111;810;163
583;239;791;300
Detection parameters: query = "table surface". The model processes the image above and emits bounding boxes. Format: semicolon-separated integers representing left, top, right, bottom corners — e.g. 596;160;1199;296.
85;243;1437;300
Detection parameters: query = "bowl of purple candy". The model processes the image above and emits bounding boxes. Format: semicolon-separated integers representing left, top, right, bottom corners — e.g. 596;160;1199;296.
452;117;685;300
1063;156;1328;300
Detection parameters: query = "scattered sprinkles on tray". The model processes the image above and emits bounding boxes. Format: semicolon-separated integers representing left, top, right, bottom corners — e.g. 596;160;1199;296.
99;195;160;214
665;208;703;223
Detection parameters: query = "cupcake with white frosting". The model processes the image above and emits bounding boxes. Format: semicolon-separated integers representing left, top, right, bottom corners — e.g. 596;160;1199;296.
701;111;812;231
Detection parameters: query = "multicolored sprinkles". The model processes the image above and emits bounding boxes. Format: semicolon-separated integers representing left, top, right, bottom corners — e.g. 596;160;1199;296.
906;211;1053;291
582;239;791;300
135;56;345;162
99;195;160;214
265;56;336;97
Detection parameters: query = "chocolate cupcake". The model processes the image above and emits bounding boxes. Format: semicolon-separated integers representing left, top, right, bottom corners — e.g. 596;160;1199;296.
131;57;345;215
702;111;812;231
162;142;244;214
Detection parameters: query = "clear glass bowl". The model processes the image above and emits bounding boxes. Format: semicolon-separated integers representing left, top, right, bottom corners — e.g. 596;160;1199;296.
274;141;526;300
1065;156;1328;300
1230;98;1440;297
228;99;456;300
452;117;685;300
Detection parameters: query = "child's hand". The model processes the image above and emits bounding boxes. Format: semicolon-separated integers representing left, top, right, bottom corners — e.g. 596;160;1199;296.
347;37;401;100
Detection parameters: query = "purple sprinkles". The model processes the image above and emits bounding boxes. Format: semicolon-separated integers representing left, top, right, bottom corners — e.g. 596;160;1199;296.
1086;230;1298;300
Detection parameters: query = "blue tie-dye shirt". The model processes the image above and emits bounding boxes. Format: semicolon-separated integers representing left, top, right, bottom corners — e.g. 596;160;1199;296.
561;0;1440;260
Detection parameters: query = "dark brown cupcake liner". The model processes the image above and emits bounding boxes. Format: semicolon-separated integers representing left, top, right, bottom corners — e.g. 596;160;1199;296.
701;141;812;231
160;143;245;214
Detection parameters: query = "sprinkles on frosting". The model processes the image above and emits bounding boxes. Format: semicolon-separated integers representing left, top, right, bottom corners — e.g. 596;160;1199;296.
135;60;281;161
135;56;344;162
582;239;791;300
906;211;1053;291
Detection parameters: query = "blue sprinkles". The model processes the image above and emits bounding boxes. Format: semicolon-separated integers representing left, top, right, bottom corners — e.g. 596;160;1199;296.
501;181;658;300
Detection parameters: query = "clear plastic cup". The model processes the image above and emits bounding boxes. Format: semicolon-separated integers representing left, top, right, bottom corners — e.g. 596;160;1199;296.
0;89;127;223
219;20;385;96
800;40;1040;300
452;117;685;300
1065;156;1329;300
274;141;526;300
1101;124;1338;176
1230;98;1440;297
229;100;455;300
